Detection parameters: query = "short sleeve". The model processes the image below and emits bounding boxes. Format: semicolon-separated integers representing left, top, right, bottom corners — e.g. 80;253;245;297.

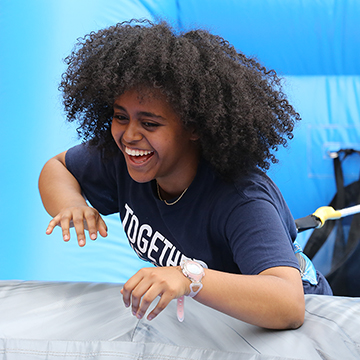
226;199;299;275
65;143;120;215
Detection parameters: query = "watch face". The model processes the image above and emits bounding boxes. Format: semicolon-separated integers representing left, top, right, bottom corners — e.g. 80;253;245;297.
187;262;202;275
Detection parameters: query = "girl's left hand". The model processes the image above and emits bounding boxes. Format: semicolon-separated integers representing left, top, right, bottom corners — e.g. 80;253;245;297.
121;266;190;321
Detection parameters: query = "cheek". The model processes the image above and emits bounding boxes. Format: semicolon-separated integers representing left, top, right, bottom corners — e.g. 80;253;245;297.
110;128;123;150
111;122;120;142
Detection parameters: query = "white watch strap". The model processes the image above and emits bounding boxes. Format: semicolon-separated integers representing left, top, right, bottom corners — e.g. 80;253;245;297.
188;282;203;298
177;282;203;322
177;296;184;322
177;260;205;322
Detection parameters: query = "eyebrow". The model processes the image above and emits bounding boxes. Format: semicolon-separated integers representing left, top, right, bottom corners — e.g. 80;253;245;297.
113;104;166;120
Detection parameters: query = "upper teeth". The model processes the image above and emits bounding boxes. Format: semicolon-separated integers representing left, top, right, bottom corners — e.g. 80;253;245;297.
125;147;153;156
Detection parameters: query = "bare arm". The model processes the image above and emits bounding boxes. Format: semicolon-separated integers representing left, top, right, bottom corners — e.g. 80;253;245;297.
121;265;305;330
196;266;304;329
38;151;107;246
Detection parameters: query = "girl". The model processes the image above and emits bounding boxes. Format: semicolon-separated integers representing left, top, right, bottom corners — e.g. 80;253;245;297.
39;19;332;330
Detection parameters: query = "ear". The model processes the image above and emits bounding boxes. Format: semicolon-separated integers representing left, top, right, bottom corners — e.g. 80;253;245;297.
189;126;200;141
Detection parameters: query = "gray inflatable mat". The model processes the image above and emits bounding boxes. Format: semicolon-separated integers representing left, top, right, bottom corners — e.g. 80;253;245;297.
0;281;359;359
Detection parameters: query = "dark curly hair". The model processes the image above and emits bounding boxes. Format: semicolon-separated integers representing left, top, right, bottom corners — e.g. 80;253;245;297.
59;19;300;180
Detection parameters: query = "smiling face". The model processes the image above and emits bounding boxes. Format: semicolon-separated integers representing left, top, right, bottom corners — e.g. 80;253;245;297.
111;88;200;197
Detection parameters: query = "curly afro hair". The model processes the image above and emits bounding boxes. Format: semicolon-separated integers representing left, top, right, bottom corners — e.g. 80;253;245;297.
59;19;300;180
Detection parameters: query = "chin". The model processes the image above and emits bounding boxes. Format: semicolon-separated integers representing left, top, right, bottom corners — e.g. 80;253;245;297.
128;171;154;184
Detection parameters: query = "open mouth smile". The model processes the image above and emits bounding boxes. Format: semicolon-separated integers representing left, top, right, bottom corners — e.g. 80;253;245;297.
124;146;154;164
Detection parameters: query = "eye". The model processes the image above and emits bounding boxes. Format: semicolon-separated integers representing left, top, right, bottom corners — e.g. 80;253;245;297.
113;114;128;123
142;121;160;129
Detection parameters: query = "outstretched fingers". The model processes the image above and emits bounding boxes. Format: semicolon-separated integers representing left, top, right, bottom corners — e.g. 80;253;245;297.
45;206;107;246
71;209;87;246
46;216;61;236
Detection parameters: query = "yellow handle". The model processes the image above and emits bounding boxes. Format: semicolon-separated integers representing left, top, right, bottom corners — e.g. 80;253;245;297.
313;206;342;227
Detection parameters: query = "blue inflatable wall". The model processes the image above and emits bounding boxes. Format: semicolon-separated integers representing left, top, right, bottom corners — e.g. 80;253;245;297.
1;0;359;282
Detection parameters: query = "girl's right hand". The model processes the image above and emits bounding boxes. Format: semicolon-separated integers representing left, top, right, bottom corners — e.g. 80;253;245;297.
45;206;108;247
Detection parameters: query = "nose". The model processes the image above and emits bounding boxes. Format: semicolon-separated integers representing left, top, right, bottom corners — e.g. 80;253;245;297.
122;120;143;143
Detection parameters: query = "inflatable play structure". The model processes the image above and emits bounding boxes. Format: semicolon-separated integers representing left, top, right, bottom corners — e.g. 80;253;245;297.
1;1;359;359
1;0;360;283
0;280;359;360
1;204;360;359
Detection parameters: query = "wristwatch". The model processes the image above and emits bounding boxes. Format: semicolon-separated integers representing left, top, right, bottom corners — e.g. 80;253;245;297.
177;260;205;322
181;260;205;297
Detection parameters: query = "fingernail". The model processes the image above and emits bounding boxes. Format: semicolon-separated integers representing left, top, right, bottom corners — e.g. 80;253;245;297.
132;310;136;316
147;315;154;321
90;233;97;240
63;234;69;241
136;313;142;319
79;239;85;246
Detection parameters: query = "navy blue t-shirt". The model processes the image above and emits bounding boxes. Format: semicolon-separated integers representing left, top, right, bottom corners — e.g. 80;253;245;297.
65;143;331;294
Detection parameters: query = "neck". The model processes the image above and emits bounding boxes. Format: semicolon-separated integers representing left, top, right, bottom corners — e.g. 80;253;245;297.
156;181;189;205
156;158;199;201
156;176;192;201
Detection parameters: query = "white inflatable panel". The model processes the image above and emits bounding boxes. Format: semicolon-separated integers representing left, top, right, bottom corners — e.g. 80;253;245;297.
0;281;359;359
